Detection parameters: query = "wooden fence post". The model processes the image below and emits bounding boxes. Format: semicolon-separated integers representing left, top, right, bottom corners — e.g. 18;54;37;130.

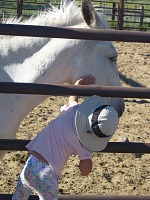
17;0;23;18
117;0;124;30
112;2;116;21
140;6;144;27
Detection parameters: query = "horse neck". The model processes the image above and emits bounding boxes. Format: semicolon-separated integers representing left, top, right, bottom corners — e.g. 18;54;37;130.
0;36;49;72
3;37;75;84
0;93;47;140
0;38;75;139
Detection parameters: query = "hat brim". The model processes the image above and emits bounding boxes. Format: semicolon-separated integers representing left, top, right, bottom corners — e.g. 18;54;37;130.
75;96;112;151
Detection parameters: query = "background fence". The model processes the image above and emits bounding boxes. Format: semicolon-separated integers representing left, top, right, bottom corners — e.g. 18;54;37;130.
0;0;150;30
93;0;150;30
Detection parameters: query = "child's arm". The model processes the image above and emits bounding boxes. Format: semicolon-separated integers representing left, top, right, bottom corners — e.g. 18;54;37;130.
69;75;96;104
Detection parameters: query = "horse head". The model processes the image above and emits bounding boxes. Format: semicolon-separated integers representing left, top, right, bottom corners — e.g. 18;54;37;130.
65;0;125;117
0;0;124;157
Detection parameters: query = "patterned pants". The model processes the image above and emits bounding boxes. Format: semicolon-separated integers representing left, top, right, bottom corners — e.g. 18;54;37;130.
12;155;59;200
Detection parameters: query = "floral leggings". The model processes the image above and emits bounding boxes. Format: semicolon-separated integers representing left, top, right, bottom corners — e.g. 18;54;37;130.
12;155;60;200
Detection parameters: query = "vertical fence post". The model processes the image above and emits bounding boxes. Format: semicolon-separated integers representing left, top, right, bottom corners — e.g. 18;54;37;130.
117;0;124;30
112;2;116;21
134;6;137;23
140;6;144;27
17;0;23;18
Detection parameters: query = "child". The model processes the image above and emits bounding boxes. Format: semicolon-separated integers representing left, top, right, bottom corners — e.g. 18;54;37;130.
12;75;119;200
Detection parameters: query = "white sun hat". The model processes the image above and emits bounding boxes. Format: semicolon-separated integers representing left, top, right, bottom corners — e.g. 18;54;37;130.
75;95;119;151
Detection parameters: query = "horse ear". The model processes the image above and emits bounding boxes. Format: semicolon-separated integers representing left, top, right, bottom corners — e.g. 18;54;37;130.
82;0;106;29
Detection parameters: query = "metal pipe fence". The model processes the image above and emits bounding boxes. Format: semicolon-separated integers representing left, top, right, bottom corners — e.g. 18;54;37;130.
0;82;150;98
0;139;150;153
1;194;150;200
0;16;149;200
0;24;150;43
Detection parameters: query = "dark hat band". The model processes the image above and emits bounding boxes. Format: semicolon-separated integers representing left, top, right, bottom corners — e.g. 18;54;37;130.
91;105;110;138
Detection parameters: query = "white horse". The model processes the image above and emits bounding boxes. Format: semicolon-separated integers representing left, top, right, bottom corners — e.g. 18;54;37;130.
0;0;124;156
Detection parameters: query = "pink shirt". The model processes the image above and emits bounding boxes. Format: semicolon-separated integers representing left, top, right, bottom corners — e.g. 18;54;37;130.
26;101;92;176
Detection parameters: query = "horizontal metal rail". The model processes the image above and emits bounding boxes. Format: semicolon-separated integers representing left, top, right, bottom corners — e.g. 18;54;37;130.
0;194;150;200
0;24;150;43
0;139;149;153
0;83;150;99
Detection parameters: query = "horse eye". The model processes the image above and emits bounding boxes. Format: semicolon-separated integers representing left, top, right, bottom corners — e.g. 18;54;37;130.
109;57;117;61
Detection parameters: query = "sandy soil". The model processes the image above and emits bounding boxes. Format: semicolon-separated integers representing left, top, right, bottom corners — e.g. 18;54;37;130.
0;42;149;196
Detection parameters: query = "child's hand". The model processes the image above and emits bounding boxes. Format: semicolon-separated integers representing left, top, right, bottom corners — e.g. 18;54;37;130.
75;75;96;86
69;75;95;103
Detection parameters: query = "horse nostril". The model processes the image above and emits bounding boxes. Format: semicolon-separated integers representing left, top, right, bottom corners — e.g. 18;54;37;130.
119;102;125;118
109;56;117;62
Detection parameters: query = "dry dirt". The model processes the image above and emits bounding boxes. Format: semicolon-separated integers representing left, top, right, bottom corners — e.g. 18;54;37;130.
0;42;149;197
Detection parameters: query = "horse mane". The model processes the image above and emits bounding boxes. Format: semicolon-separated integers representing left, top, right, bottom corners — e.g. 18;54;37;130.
3;0;108;28
3;1;84;27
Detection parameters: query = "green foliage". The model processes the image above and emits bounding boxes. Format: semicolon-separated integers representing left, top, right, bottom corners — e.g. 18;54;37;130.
109;20;118;28
139;24;150;31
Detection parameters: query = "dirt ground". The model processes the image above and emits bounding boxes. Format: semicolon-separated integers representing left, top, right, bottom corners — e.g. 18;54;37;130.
0;42;149;197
